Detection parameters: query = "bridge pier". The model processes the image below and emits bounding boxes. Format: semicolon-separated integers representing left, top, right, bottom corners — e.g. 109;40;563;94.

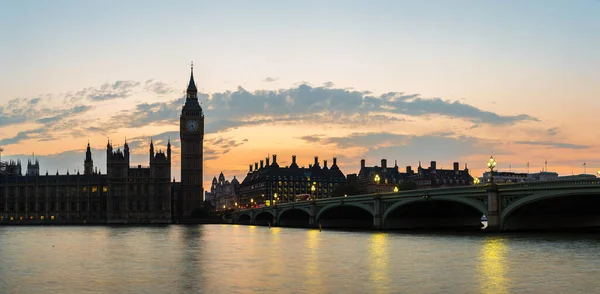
486;184;502;231
373;195;382;230
309;201;317;227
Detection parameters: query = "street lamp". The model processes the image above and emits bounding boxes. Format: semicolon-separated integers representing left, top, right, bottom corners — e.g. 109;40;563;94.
487;156;497;184
311;185;316;200
474;177;481;185
274;193;278;205
393;186;399;192
374;174;381;193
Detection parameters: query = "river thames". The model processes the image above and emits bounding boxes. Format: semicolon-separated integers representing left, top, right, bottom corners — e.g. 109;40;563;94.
1;225;599;293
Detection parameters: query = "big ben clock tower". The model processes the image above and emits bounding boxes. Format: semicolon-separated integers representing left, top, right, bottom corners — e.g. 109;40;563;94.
178;64;204;219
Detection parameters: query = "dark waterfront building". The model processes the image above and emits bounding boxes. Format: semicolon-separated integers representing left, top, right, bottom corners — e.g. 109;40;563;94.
0;142;172;224
0;67;205;224
352;159;474;193
239;155;346;208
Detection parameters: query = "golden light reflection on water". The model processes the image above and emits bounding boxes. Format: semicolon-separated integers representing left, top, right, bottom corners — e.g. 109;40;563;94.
304;229;322;289
369;233;390;293
479;237;509;294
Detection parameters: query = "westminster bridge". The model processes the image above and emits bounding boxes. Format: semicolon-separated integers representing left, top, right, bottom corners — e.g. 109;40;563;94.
232;178;600;231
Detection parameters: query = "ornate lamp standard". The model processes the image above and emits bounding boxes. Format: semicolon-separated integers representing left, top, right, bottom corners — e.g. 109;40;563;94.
474;177;481;185
311;185;316;200
393;186;399;192
487;156;497;184
274;193;278;206
374;174;381;193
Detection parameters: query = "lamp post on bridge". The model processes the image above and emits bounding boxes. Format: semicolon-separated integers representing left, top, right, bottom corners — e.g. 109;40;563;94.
374;174;381;194
311;185;316;200
487;156;497;184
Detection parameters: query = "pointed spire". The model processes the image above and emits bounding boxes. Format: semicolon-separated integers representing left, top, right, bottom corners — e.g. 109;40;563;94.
187;61;198;98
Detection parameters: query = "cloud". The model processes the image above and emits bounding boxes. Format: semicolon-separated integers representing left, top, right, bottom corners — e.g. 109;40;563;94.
144;79;175;95
0;128;47;145
298;131;502;168
204;137;249;161
546;127;559;136
108;97;187;128
35;105;92;124
66;80;140;102
514;141;590;150
263;77;279;83
109;83;532;134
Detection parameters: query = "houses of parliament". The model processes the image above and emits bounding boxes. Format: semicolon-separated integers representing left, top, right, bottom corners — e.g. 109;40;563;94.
0;67;205;224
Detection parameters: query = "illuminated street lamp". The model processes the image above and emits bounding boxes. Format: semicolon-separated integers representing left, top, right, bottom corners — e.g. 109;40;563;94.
393;186;399;192
474;177;481;185
374;174;381;194
597;169;600;177
311;185;316;200
487;156;497;184
274;193;278;205
222;205;226;210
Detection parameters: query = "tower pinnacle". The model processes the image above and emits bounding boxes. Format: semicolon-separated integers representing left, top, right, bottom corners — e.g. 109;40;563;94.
187;62;198;98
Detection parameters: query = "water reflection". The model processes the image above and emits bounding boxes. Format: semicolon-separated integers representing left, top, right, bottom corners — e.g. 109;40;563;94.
176;226;205;293
369;233;390;293
304;229;322;291
479;237;509;294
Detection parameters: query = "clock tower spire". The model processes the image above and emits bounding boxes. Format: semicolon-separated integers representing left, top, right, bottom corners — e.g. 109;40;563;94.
177;63;205;220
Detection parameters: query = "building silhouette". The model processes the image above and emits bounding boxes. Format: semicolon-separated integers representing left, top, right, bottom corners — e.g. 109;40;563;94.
0;67;204;224
205;172;240;210
351;159;474;193
239;155;346;208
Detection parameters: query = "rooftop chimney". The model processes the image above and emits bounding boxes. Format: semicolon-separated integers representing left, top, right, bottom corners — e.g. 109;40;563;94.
272;154;277;164
249;164;253;172
381;159;387;169
255;162;259;171
292;155;297;164
324;160;328;168
333;157;337;166
260;160;264;168
453;162;459;171
406;166;412;174
266;156;270;166
430;161;437;170
361;159;366;168
314;156;319;166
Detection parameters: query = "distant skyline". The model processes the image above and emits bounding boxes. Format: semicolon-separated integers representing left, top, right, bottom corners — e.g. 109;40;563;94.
1;0;599;188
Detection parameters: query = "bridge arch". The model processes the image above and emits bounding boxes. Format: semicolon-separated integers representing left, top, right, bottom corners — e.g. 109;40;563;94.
501;190;600;229
383;197;487;230
253;210;276;223
383;197;488;221
315;203;374;221
316;202;374;229
277;207;311;227
236;213;252;223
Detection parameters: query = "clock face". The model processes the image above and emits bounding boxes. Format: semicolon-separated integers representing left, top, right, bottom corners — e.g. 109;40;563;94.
186;120;199;132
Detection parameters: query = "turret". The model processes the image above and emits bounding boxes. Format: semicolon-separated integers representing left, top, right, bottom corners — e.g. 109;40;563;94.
84;142;94;175
167;139;171;162
124;140;129;160
150;138;154;163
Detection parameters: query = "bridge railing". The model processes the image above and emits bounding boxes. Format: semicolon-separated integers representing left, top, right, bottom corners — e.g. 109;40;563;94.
496;178;600;190
234;178;600;213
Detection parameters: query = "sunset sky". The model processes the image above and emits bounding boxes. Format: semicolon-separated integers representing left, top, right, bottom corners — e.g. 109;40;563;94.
1;0;599;190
